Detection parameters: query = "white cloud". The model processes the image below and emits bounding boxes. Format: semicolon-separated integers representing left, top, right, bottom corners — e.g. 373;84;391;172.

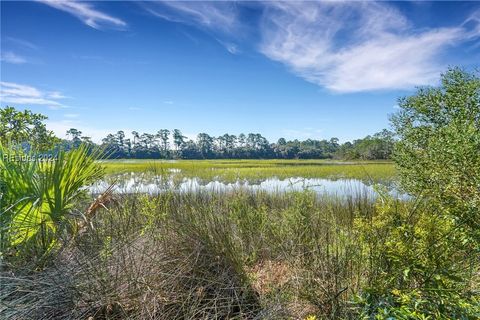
1;51;27;64
144;1;238;33
225;43;239;54
143;1;241;54
146;1;479;93
4;37;38;50
259;1;466;92
216;39;239;54
463;9;480;39
38;0;126;30
0;81;67;109
163;100;174;105
47;91;68;99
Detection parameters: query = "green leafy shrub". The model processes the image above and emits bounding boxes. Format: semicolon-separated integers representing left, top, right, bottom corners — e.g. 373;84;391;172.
352;68;480;319
354;190;479;319
391;67;480;242
0;143;103;264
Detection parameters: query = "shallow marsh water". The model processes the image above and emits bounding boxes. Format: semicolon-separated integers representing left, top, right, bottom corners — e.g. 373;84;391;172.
90;171;406;200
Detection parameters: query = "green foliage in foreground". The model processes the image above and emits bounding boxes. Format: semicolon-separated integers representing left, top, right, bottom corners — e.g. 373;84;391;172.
355;191;479;319
392;67;480;243
101;159;396;182
1;190;372;319
0;144;104;264
1;68;479;320
365;67;480;319
2;190;478;319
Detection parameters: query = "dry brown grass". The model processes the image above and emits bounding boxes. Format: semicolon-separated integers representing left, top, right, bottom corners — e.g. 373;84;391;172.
1;190;372;319
249;260;292;295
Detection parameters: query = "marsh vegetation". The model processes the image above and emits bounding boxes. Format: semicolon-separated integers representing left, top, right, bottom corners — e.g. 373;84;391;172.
1;68;479;319
100;159;396;182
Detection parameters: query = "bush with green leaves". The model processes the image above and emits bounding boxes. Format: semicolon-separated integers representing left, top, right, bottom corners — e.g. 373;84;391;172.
354;191;479;319
0;143;104;265
352;68;480;319
391;67;480;241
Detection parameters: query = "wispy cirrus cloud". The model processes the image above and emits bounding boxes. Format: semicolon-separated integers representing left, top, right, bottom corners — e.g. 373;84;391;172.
463;9;480;38
4;37;38;50
48;91;68;99
38;0;126;30
259;1;465;93
143;1;238;33
142;1;242;54
1;38;38;65
216;39;240;55
0;81;68;109
145;1;479;93
0;51;27;64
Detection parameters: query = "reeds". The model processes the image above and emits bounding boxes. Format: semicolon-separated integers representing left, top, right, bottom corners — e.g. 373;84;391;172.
1;189;378;319
1;166;477;319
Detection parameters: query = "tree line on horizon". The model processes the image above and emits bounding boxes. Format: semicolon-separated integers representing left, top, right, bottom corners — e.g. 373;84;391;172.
0;106;395;160
64;127;395;160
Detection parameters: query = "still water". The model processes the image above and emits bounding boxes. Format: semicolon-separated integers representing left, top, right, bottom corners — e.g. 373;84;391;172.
90;172;406;199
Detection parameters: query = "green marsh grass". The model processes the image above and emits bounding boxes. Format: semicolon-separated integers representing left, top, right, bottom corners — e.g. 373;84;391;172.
1;188;377;319
101;159;396;183
2;187;478;319
4;160;476;319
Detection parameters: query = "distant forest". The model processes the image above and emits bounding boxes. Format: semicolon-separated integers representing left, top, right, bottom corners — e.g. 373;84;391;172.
63;128;395;160
1;106;395;160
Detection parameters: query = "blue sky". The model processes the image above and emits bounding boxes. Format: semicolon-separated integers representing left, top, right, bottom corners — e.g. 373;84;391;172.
1;1;479;143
